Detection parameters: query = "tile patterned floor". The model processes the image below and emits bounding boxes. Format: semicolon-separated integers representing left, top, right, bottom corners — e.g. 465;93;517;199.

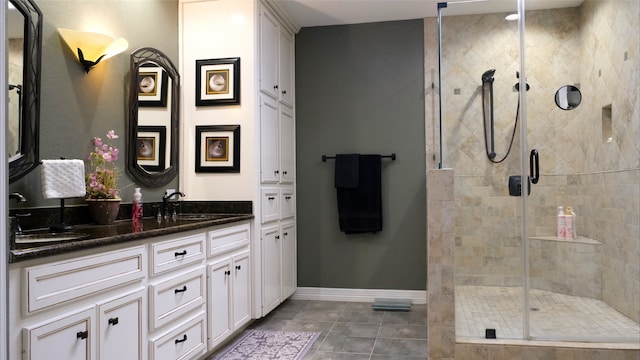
456;285;640;342
215;300;429;359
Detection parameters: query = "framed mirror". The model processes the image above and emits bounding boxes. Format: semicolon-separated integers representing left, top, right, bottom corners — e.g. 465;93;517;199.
8;0;42;183
554;85;582;111
127;47;180;187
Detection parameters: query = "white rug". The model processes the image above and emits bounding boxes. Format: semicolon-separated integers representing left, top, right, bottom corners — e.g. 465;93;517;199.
214;329;321;360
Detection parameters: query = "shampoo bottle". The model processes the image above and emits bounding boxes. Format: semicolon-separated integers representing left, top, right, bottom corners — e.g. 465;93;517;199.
557;206;566;239
565;206;575;239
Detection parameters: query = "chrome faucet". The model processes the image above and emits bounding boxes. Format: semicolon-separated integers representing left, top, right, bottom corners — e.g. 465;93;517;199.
162;191;185;219
9;192;27;203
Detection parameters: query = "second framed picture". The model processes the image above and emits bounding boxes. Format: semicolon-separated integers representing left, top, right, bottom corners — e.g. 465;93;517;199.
195;125;240;173
138;65;168;107
195;57;240;106
136;126;166;172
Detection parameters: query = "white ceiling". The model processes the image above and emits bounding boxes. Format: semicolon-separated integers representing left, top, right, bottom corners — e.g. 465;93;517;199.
277;0;584;28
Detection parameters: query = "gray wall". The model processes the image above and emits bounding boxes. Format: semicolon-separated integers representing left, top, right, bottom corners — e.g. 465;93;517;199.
295;20;427;290
9;0;178;208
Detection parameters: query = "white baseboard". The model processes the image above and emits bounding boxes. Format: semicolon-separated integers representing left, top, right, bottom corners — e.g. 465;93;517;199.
291;287;427;304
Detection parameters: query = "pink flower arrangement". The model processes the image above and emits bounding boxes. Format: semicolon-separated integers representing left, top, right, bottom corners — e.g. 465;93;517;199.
86;130;121;199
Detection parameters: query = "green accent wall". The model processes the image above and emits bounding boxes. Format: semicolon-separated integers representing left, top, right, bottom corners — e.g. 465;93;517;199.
295;20;427;290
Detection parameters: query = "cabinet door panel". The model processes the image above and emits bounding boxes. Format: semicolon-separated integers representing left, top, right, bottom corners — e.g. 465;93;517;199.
208;259;231;349
261;226;281;314
23;307;95;360
278;28;294;106
260;97;280;183
232;251;251;329
281;187;295;220
279;108;295;184
261;187;280;223
98;288;145;360
281;222;297;299
259;6;279;99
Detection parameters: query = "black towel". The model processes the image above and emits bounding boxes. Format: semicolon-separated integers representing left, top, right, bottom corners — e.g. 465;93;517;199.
335;154;382;234
334;154;359;188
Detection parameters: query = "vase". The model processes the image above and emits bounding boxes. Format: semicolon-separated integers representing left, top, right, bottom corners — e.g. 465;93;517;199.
86;198;121;225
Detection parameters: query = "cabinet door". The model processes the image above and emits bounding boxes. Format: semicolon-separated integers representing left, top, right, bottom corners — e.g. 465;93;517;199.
232;251;251;329
279;107;295;184
208;259;231;349
280;187;295;220
260;97;280;183
261;187;280;223
259;6;279;99
23;307;95;360
278;28;294;107
281;221;297;300
261;226;281;314
98;289;145;360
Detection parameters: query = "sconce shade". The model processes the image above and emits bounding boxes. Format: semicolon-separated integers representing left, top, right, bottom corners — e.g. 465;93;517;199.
58;28;128;73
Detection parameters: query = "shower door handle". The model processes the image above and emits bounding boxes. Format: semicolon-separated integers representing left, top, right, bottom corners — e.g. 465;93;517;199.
530;149;539;184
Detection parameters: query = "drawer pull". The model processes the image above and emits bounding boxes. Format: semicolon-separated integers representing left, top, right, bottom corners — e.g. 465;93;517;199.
235;265;241;270
108;317;119;326
76;331;88;340
174;250;187;257
174;285;187;294
283;232;288;236
225;270;231;276
285;196;291;200
175;334;187;344
267;197;275;200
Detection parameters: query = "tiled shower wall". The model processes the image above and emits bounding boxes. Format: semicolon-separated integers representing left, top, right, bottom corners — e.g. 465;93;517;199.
424;0;639;324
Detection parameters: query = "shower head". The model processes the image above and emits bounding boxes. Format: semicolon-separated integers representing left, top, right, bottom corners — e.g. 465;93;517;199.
482;69;496;83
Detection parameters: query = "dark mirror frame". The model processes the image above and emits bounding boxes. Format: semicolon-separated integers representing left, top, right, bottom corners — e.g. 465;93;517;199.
8;0;42;183
127;47;180;187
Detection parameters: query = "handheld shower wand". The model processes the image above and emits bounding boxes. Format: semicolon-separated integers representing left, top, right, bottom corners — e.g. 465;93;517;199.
481;69;497;159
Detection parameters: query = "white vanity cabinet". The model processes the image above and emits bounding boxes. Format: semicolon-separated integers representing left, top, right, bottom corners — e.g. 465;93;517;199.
260;219;297;315
14;245;147;360
206;221;251;350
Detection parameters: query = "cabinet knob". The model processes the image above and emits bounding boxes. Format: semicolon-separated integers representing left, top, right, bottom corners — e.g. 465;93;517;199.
76;331;88;340
174;250;187;257
283;232;288;236
274;170;279;174
174;285;187;294
235;265;241;270
175;334;187;344
108;317;119;326
225;270;231;276
273;85;279;90
282;90;287;95
275;235;280;240
282;171;287;175
285;196;291;200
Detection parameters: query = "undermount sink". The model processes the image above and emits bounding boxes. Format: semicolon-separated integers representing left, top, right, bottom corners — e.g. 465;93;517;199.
15;232;91;244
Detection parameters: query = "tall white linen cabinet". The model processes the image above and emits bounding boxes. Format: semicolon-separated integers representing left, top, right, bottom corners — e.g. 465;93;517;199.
179;0;298;321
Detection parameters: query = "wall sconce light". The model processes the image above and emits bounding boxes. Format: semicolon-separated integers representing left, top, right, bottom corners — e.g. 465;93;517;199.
58;28;129;73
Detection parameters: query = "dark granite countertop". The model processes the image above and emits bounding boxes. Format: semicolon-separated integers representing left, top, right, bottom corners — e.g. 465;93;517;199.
9;213;254;263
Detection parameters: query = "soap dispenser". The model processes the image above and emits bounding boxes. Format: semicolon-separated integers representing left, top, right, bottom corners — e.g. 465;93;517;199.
132;188;143;231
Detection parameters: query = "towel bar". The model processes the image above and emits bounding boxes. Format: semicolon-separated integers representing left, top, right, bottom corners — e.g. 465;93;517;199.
322;153;396;162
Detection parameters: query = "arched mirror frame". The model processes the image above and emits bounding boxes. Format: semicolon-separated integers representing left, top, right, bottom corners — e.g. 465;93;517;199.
127;47;180;187
8;0;42;183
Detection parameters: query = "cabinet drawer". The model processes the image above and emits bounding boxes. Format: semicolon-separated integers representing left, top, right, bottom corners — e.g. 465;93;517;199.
207;222;250;257
281;187;295;219
150;233;205;277
149;311;206;360
149;268;206;331
25;246;145;313
261;187;280;224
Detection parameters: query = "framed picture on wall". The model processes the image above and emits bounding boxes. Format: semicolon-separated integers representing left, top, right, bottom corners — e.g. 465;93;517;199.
195;57;240;106
136;126;166;171
195;125;240;173
137;65;168;107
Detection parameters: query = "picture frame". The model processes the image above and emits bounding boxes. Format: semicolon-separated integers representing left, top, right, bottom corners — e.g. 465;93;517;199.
195;125;240;173
138;65;168;107
136;126;166;172
195;57;240;106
